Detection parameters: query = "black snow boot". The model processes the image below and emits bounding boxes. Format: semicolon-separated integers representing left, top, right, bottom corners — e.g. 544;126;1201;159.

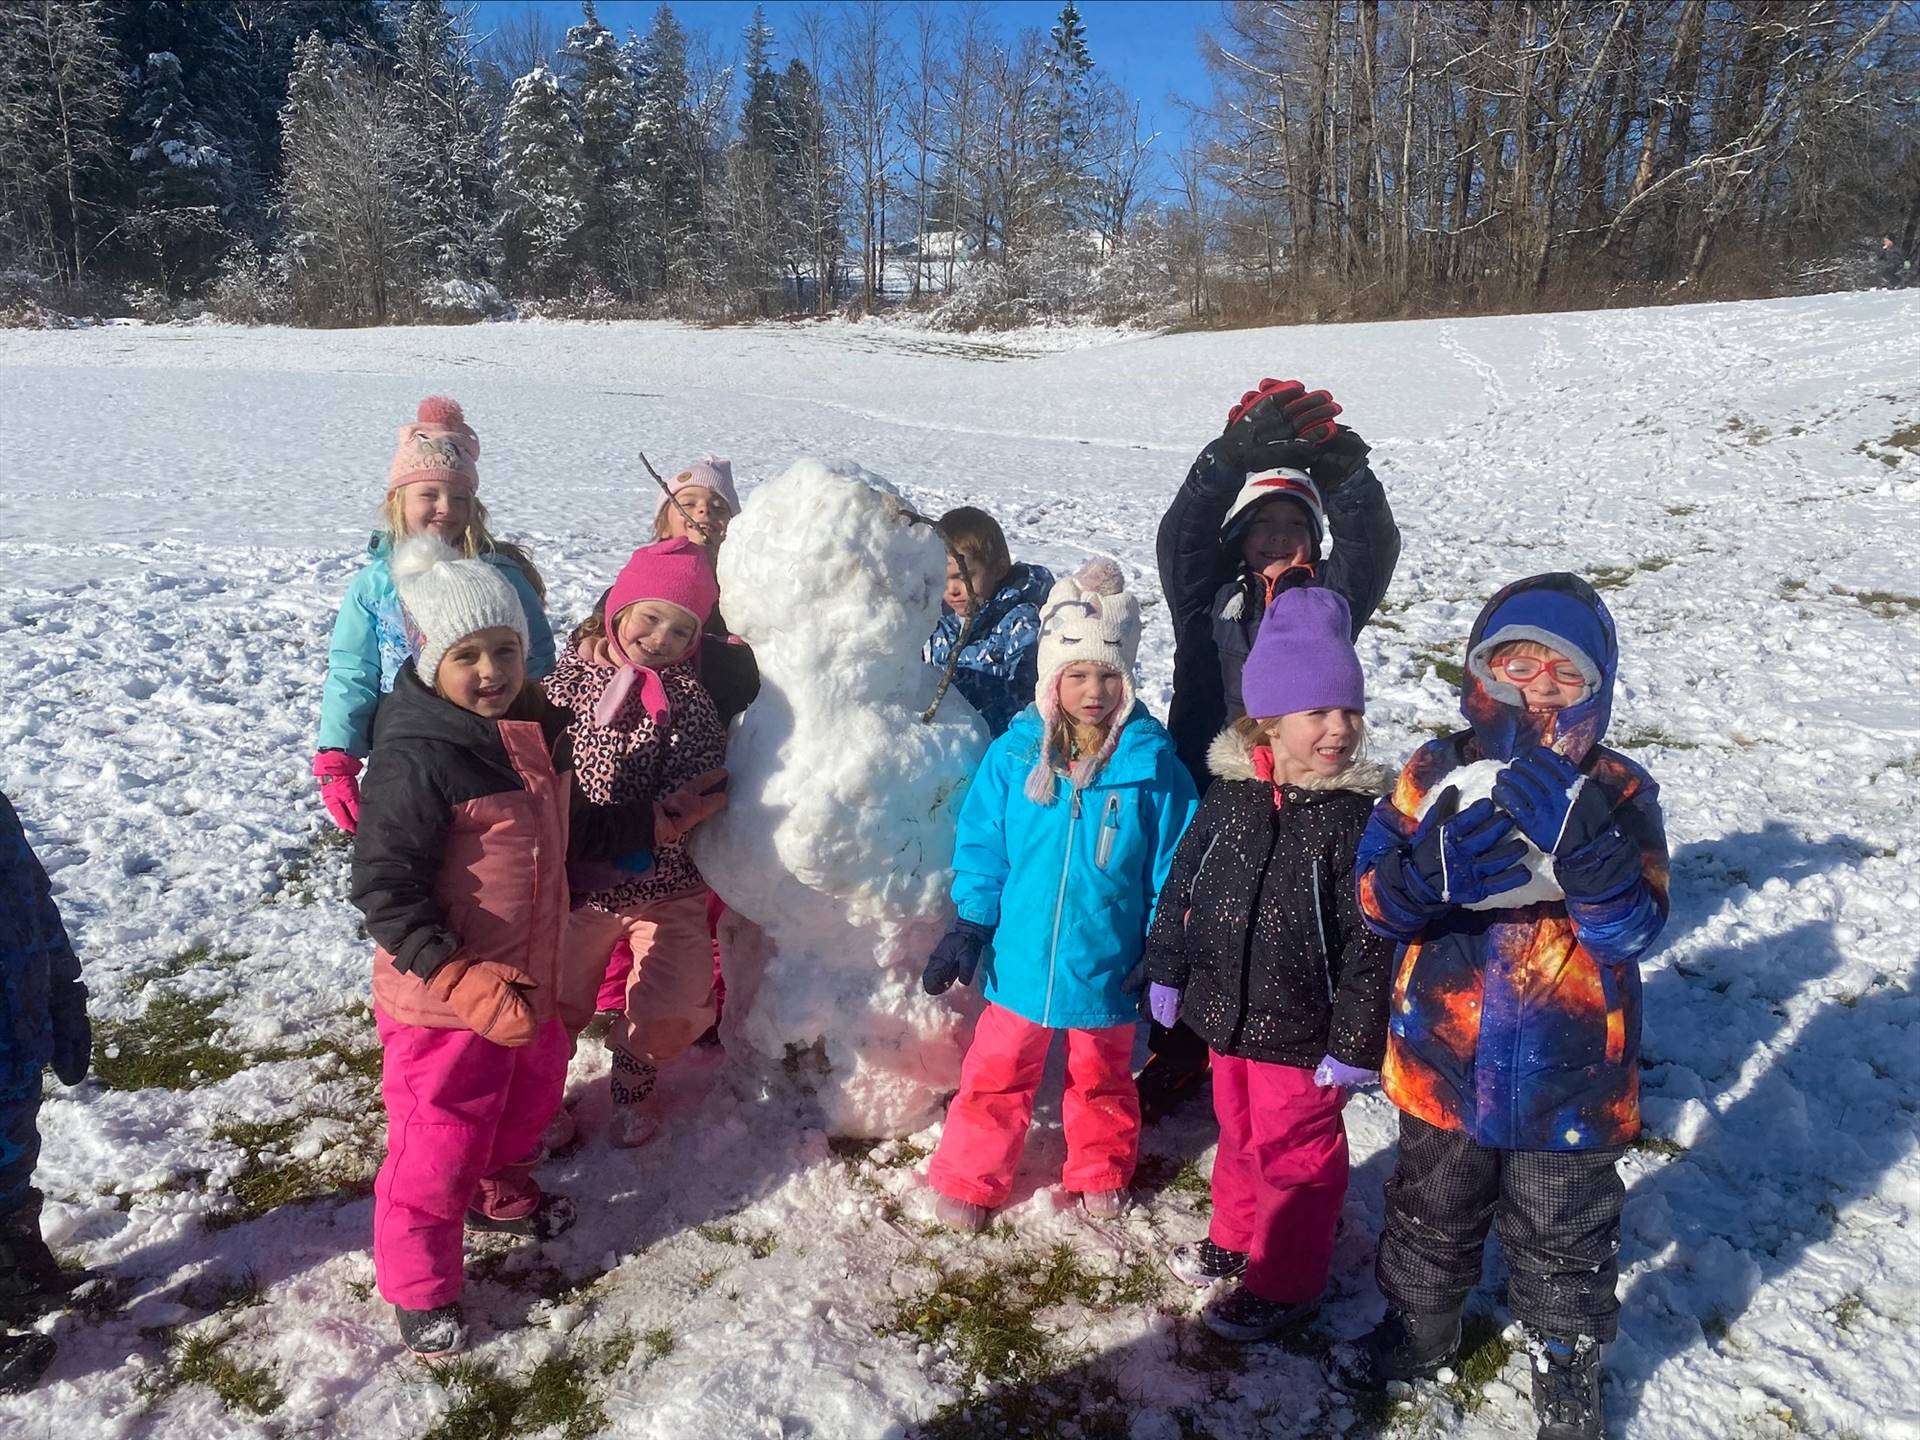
0;1332;56;1394
1327;1307;1462;1392
394;1303;467;1358
1135;1052;1209;1124
1528;1332;1603;1440
0;1216;72;1327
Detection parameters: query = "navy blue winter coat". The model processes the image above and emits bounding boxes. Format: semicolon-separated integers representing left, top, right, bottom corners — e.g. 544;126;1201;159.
925;563;1055;737
0;793;86;1075
1158;442;1400;787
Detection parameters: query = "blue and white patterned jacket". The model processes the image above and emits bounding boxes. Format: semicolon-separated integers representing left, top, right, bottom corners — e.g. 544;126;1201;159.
924;563;1055;737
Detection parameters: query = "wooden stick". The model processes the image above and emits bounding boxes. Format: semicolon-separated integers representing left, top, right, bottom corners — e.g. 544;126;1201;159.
638;449;712;542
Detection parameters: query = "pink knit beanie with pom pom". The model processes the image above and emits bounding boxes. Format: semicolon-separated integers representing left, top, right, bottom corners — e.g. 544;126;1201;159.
1025;555;1143;804
389;395;481;493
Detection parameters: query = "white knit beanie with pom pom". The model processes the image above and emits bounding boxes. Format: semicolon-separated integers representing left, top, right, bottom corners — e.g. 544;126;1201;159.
1025;555;1143;804
391;535;528;688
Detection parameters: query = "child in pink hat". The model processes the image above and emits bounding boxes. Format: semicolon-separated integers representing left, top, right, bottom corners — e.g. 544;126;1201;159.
543;538;731;1148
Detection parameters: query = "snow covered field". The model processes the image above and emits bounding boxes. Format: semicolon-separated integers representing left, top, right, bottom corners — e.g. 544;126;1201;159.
2;292;1918;1439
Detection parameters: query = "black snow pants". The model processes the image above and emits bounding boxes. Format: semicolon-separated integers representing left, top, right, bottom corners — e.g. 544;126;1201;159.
0;1067;59;1325
1375;1112;1626;1342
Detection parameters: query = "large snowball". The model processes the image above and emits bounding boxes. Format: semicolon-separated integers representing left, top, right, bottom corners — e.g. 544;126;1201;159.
1411;758;1564;909
689;458;990;1136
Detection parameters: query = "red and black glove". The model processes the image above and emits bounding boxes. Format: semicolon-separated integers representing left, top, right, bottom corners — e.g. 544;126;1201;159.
1216;379;1343;473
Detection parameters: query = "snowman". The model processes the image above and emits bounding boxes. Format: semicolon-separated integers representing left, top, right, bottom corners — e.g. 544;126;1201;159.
687;458;990;1137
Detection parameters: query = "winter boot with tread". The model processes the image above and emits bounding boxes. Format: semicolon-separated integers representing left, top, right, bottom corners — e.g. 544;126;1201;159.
1528;1331;1603;1440
394;1303;467;1359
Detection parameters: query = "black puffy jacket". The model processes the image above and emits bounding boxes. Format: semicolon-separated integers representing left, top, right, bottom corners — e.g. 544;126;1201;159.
1157;438;1400;789
1145;726;1397;1071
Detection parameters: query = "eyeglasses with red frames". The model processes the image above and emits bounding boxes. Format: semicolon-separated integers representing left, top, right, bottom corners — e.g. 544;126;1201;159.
1489;654;1586;687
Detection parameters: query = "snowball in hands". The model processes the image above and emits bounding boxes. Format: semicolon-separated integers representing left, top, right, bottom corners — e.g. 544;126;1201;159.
1412;758;1564;909
688;458;990;1137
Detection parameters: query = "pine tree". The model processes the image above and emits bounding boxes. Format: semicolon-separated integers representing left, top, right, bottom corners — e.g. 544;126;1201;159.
559;0;638;293
496;66;586;298
629;5;704;301
1041;1;1097;234
125;49;239;297
391;0;498;297
776;57;843;313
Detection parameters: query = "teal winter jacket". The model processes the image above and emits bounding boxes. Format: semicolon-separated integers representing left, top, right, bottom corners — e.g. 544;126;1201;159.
316;533;555;758
952;704;1199;1030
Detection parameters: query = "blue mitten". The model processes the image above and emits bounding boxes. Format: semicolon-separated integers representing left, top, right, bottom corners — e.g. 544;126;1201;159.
1492;747;1615;856
1411;796;1531;906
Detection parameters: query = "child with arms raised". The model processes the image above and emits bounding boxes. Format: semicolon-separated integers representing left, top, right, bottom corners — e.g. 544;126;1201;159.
544;539;730;1149
1145;589;1396;1342
921;558;1197;1230
350;539;653;1357
314;397;555;833
1336;573;1668;1440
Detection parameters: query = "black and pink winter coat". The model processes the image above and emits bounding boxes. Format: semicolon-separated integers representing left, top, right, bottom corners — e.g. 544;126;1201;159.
542;649;726;910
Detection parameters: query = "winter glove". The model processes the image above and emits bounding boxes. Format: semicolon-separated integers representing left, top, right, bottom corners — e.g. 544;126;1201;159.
1216;380;1344;473
1410;792;1532;907
611;849;656;875
653;769;729;846
312;750;362;834
424;955;537;1048
1313;1054;1377;1090
1492;747;1615;857
49;998;90;1087
1309;425;1373;496
921;920;993;996
1147;983;1182;1029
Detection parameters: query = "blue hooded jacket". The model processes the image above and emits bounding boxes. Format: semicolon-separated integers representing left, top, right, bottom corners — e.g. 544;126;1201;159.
316;532;556;757
0;792;85;1080
925;563;1055;737
1354;574;1669;1150
952;703;1198;1029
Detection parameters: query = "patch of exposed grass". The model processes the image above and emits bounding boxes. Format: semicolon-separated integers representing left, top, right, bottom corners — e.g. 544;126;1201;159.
1838;587;1920;619
1664;503;1701;517
1617;727;1703;752
1443;1313;1515;1413
1633;1132;1687;1159
422;1331;633;1440
1590;556;1673;591
1136;1153;1213;1212
94;990;274;1091
144;1326;284;1417
1856;425;1920;470
1830;1292;1865;1331
278;825;355;906
179;1268;265;1315
640;1326;677;1364
916;1369;1134;1440
126;944;244;995
694;1219;778;1259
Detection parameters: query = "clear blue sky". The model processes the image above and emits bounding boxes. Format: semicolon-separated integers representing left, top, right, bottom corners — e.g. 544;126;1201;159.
484;1;1218;184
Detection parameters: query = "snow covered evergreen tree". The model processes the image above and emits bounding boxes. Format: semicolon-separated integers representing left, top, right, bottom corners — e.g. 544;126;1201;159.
391;0;499;303
776;57;844;313
558;0;638;295
1040;1;1097;235
719;7;785;312
629;5;706;303
496;67;586;299
124;49;239;298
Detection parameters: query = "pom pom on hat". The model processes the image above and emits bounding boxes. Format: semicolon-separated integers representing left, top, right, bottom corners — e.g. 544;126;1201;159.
416;395;465;427
1024;553;1144;804
1070;554;1125;597
391;534;529;689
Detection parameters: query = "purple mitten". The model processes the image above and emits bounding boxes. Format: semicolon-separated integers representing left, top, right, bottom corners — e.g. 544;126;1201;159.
1313;1054;1379;1089
1148;983;1182;1028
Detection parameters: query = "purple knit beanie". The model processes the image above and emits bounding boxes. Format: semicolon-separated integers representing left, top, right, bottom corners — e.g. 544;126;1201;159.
1241;587;1366;717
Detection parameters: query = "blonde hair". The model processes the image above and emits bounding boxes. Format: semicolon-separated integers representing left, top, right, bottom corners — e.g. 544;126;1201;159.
385;491;546;601
1236;710;1369;760
1488;637;1563;663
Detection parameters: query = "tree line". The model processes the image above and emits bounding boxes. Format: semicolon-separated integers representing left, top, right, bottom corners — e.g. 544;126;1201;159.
1;0;1915;331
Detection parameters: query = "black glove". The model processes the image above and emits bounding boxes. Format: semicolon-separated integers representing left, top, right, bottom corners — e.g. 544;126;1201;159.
1309;425;1372;495
922;920;993;996
49;991;90;1087
1215;380;1343;473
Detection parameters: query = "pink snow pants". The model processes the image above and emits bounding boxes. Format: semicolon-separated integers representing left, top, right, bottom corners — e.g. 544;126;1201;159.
372;1010;570;1310
1208;1051;1350;1304
593;889;727;1019
928;1002;1139;1208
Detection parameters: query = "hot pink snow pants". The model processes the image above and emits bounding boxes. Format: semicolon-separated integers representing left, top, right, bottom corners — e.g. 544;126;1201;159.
1208;1052;1350;1304
372;1010;570;1310
928;1002;1139;1208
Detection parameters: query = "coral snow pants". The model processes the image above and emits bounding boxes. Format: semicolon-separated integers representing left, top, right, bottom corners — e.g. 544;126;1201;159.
569;892;715;1086
1208;1052;1350;1305
372;1010;570;1311
929;1002;1139;1208
591;889;727;1023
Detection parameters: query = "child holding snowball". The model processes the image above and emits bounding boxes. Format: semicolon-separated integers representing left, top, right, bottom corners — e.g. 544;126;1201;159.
544;539;731;1150
313;396;555;834
921;557;1197;1231
1144;588;1396;1343
1337;573;1668;1440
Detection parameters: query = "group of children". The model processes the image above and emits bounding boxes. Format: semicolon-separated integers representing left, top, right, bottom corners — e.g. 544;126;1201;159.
0;382;1667;1440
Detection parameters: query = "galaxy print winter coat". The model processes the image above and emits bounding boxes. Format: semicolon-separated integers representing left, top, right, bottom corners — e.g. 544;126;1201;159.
1354;575;1669;1151
1145;729;1396;1071
924;563;1056;737
317;532;555;758
0;791;85;1077
542;649;727;911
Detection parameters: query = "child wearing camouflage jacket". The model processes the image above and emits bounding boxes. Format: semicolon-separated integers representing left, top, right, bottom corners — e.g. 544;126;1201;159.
0;791;91;1395
1337;573;1669;1440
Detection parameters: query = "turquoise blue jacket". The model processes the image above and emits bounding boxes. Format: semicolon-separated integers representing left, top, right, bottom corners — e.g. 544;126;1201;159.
316;533;556;757
952;704;1199;1030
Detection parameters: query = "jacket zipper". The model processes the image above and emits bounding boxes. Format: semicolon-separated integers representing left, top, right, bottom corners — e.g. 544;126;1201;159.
1042;786;1082;1027
1095;793;1121;868
1311;857;1333;1002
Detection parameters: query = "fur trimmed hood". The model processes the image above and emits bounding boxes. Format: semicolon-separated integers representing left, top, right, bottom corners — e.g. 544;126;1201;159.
1206;724;1393;797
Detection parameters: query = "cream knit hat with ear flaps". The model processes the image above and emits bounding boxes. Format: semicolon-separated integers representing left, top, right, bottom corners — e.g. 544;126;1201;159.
391;535;529;689
1025;556;1143;804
